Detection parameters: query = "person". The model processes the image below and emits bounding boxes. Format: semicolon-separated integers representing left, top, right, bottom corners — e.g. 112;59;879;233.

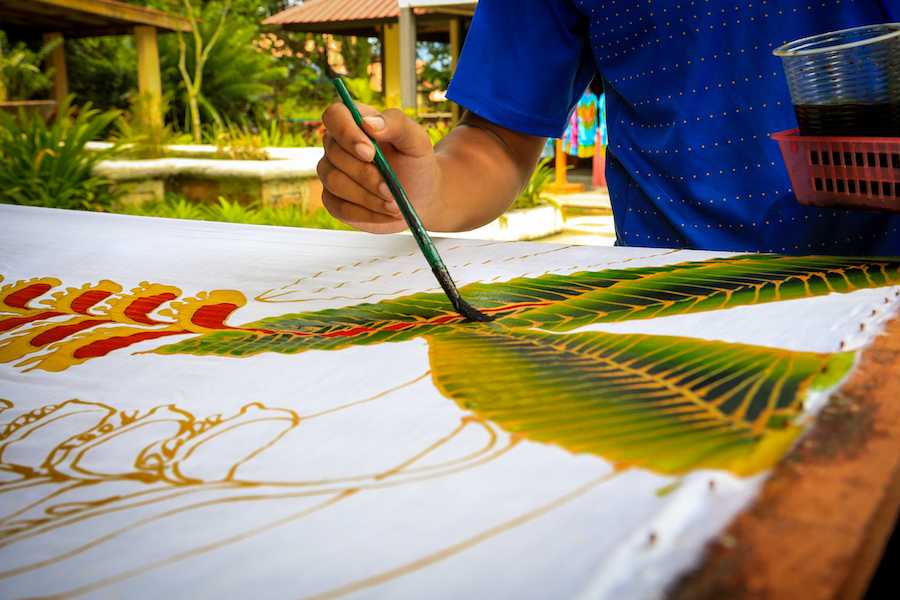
317;1;900;255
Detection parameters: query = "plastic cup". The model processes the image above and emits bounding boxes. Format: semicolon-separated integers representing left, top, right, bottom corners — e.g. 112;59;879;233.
774;23;900;136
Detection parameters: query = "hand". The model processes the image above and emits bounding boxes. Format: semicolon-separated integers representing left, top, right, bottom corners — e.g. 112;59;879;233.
318;103;440;234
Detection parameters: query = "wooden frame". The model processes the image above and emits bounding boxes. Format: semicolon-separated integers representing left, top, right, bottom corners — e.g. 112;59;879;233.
0;0;190;35
673;314;900;599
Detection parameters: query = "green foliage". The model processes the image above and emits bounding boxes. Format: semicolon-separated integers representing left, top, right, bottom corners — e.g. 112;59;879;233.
424;121;451;146
254;120;321;148
209;122;269;160
206;120;320;159
418;41;452;89
117;194;350;230
343;77;378;106
158;4;287;129
339;37;377;81
111;96;193;159
512;157;553;210
0;31;59;100
66;37;136;111
0;97;121;210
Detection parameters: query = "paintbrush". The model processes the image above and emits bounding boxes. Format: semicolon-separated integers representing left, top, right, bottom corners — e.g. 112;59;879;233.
330;77;493;323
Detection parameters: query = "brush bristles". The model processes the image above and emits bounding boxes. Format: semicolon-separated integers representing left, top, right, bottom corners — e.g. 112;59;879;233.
456;299;495;322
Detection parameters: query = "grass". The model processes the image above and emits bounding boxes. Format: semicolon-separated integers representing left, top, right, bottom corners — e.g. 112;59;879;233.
115;195;350;231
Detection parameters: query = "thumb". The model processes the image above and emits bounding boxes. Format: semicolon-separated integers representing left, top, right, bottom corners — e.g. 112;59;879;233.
362;108;433;158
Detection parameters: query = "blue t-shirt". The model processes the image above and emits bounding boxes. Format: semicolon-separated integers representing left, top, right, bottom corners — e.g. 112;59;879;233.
447;0;900;254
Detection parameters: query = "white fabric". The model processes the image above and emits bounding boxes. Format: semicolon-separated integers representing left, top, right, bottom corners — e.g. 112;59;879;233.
0;205;896;599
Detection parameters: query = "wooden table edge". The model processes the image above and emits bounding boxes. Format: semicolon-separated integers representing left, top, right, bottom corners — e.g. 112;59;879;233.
671;310;900;600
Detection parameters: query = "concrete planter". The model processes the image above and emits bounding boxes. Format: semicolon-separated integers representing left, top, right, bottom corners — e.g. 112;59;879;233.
431;203;564;242
90;143;324;210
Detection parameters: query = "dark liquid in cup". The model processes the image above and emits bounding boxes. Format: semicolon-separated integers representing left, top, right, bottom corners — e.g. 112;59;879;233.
794;102;900;137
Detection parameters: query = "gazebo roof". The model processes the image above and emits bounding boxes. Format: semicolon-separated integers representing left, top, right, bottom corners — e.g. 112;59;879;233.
265;0;405;28
263;0;473;38
0;0;190;37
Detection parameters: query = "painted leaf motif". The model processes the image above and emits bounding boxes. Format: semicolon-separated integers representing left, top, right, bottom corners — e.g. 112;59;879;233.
158;255;900;358
0;276;248;371
427;327;852;475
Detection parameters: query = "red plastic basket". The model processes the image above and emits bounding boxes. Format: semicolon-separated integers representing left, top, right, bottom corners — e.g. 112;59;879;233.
771;129;900;211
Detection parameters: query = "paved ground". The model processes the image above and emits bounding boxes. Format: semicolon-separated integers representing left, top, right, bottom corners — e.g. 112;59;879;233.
541;187;617;246
539;213;617;246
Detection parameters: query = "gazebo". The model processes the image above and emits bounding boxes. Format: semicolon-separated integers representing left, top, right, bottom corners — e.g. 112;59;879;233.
0;0;189;127
264;0;477;113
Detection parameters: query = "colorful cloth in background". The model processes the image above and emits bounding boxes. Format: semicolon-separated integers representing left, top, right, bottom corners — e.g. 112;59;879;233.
561;107;580;156
576;92;598;155
598;93;607;146
541;137;555;159
562;91;598;157
541;92;606;160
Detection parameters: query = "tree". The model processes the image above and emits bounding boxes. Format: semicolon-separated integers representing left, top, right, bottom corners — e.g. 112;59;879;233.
169;0;233;142
0;31;60;101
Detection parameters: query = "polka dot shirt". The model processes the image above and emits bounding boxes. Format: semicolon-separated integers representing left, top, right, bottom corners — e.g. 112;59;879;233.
447;0;900;254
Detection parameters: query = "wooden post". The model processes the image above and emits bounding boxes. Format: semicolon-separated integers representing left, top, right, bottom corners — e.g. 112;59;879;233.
383;24;402;109
449;17;462;124
134;25;163;131
398;6;417;113
545;139;584;194
43;32;68;106
0;41;6;102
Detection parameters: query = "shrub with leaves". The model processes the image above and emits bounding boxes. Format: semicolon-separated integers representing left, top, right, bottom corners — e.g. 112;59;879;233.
424;121;451;146
0;97;121;210
112;95;194;159
511;157;553;211
0;31;59;101
117;194;349;230
208;120;320;157
157;4;286;132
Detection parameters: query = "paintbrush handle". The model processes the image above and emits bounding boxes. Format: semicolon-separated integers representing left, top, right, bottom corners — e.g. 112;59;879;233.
330;77;447;271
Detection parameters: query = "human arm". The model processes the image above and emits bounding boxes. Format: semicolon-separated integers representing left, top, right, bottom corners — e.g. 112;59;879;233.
317;104;546;234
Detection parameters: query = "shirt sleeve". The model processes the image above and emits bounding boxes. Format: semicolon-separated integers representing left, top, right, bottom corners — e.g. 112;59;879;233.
446;0;596;138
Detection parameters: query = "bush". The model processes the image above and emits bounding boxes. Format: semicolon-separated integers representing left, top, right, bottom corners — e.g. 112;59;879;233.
158;9;286;129
0;31;59;100
111;96;194;159
117;194;350;230
424;121;451;146
0;97;121;210
207;119;321;159
66;37;136;111
511;157;554;210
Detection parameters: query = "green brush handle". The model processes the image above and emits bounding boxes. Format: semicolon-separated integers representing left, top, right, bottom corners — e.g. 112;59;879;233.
330;77;447;271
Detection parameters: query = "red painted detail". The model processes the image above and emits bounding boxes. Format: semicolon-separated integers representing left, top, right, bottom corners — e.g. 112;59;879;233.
190;303;239;329
232;300;551;341
73;329;188;359
0;311;63;332
70;290;113;314
322;325;374;338
30;319;112;347
429;314;461;324
3;284;53;309
123;292;177;324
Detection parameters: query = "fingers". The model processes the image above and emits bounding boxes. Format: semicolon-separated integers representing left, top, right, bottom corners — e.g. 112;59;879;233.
323;132;391;200
362;108;433;158
317;155;400;219
321;102;379;162
322;190;407;234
